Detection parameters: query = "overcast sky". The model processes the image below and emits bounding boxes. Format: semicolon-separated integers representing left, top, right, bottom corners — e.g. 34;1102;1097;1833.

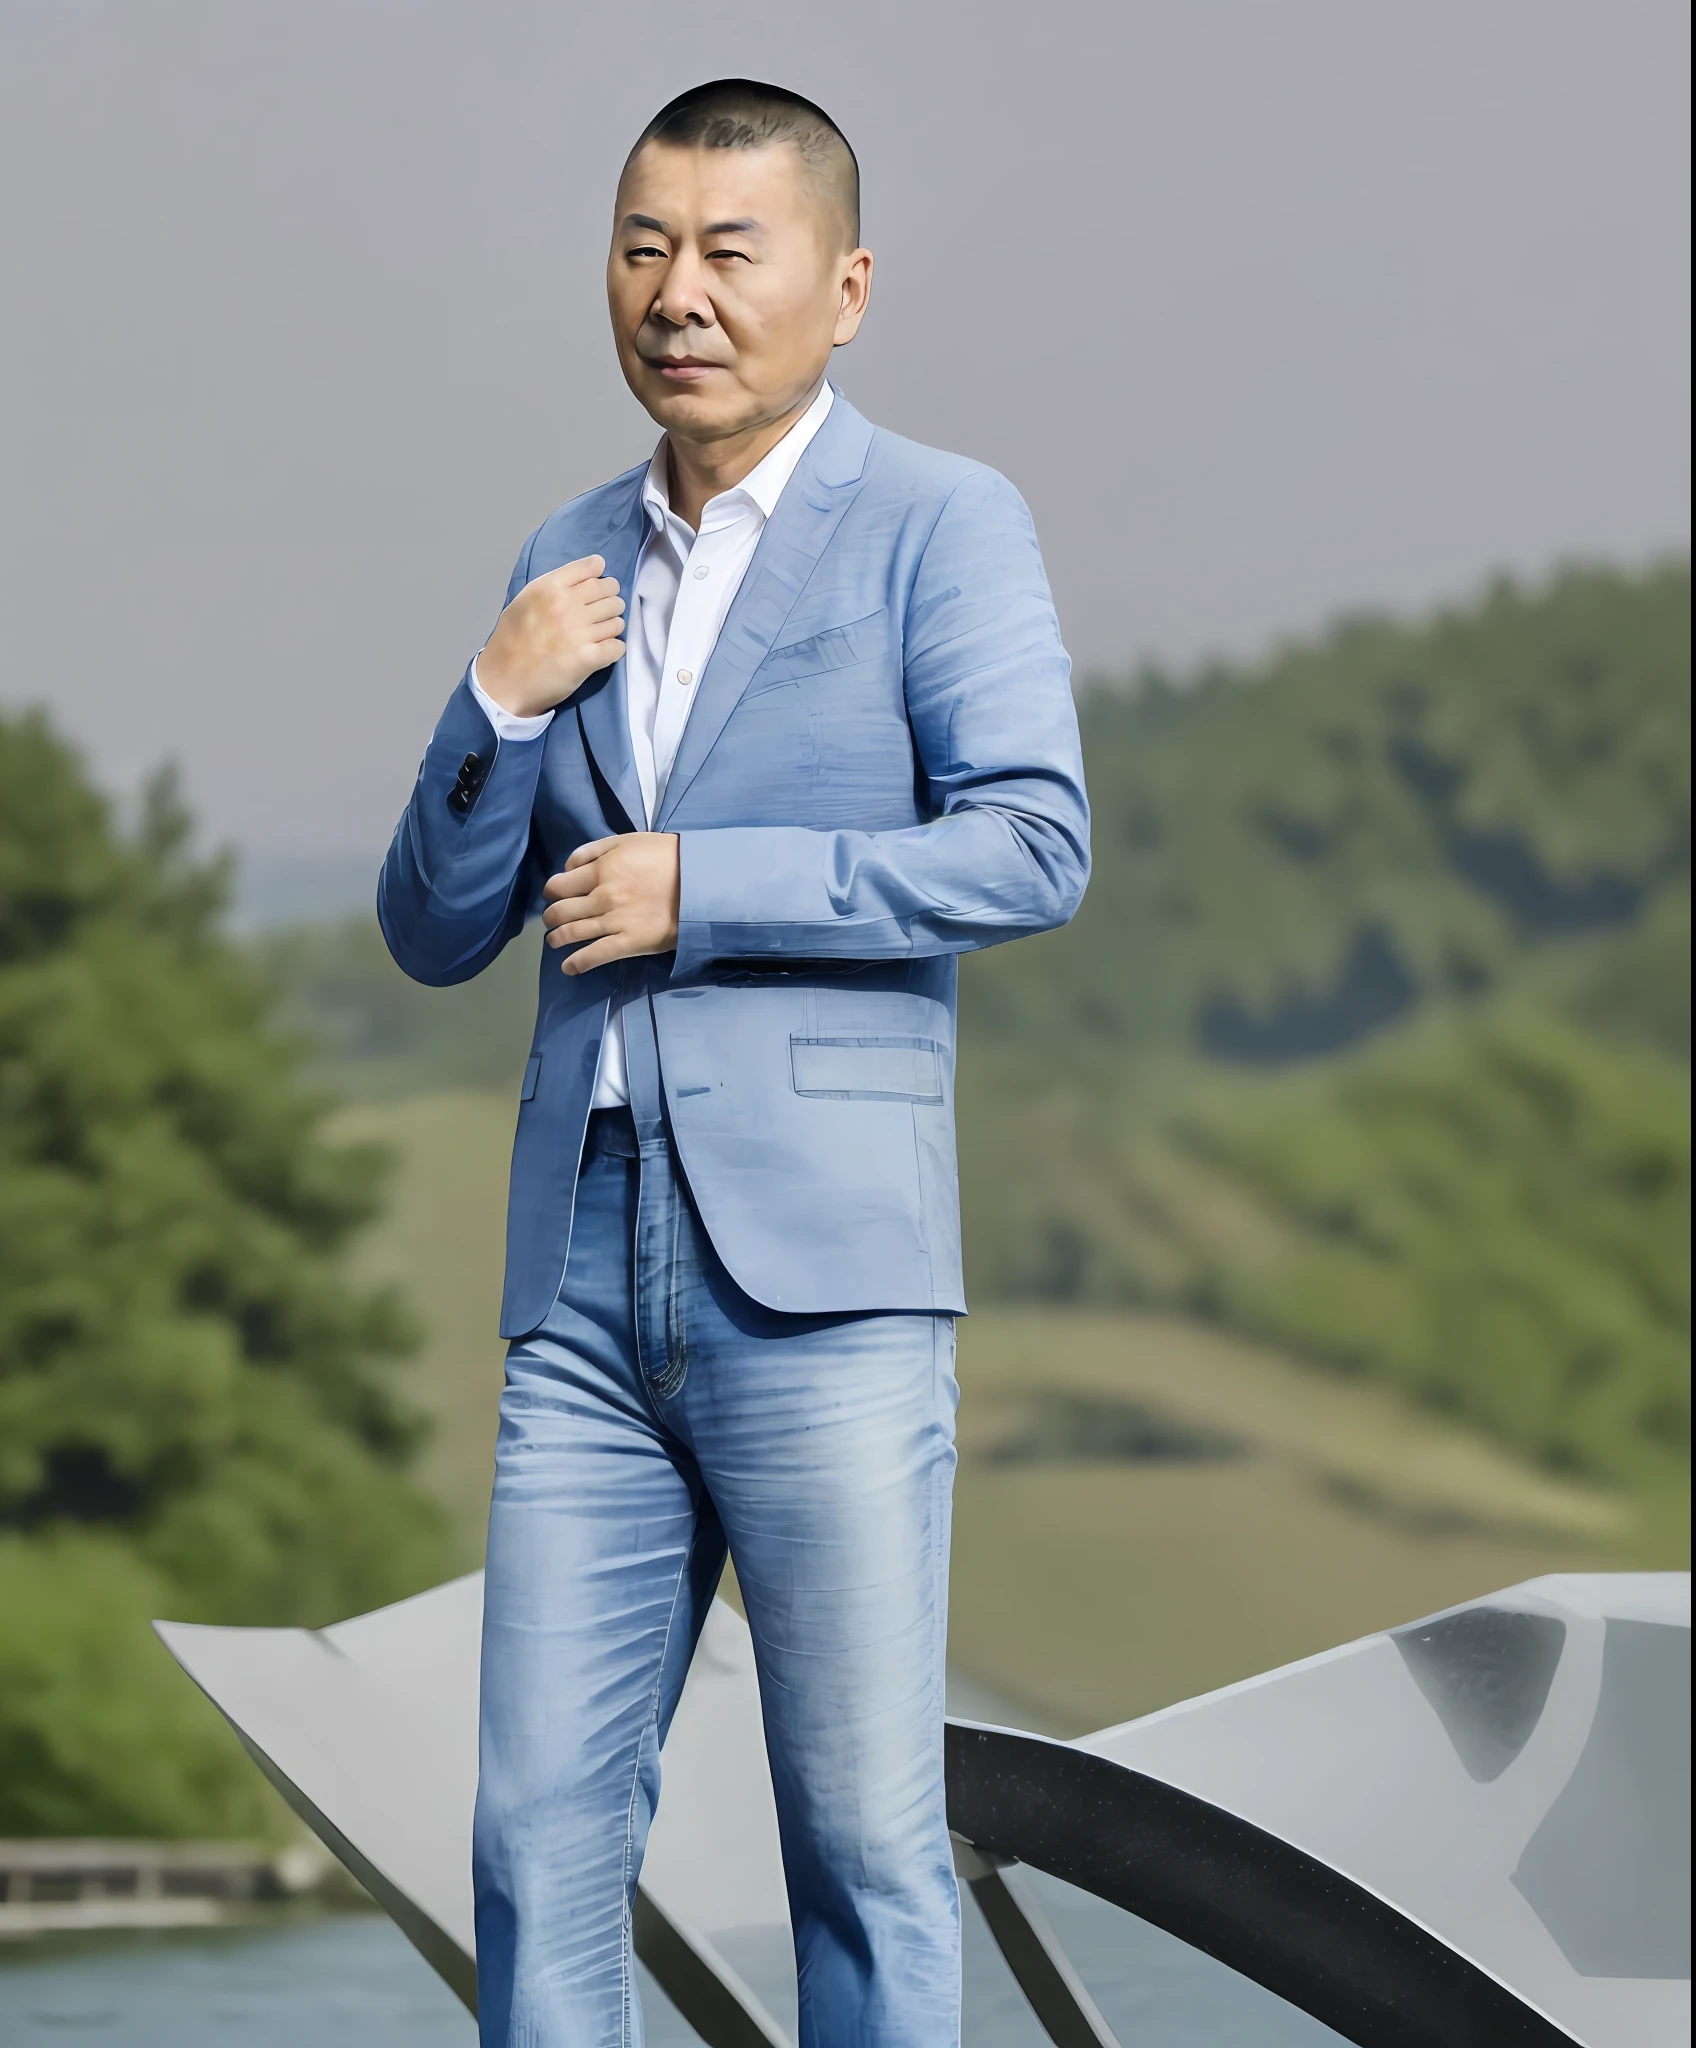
1;0;1688;868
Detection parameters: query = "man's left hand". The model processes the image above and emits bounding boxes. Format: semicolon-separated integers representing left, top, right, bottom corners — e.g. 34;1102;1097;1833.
542;833;681;975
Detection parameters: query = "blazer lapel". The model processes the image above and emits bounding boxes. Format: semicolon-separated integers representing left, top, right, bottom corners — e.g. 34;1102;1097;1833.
655;393;875;829
572;476;650;833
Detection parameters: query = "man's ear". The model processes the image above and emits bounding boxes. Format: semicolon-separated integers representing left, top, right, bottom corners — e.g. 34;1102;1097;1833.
834;248;873;345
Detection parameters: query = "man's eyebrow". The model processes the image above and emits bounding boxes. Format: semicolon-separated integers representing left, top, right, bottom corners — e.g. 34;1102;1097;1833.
619;212;764;239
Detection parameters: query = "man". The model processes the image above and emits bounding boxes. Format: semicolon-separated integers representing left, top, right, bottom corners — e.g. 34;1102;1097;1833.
379;78;1089;2048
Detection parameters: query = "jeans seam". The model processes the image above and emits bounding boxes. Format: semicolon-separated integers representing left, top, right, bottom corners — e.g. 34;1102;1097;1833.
618;1513;695;2046
666;1178;686;1393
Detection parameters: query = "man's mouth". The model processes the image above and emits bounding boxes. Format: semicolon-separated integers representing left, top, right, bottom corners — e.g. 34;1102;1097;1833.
644;356;721;381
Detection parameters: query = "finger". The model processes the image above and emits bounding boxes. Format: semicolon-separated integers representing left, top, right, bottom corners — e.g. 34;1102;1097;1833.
585;636;625;671
543;861;599;900
543;865;600;904
561;932;636;976
564;836;619;872
546;913;610;949
542;891;607;932
581;595;625;623
550;554;606;588
542;908;600;944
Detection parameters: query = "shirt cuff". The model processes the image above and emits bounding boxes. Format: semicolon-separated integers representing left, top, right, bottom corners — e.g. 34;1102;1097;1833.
470;657;555;743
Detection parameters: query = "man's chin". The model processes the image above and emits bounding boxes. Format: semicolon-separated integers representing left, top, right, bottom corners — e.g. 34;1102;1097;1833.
634;383;757;444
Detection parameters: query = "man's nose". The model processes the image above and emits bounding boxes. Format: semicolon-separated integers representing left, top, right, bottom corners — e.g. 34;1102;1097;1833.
650;248;715;329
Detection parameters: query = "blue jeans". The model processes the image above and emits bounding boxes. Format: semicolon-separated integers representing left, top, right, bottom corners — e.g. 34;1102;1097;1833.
473;1110;962;2047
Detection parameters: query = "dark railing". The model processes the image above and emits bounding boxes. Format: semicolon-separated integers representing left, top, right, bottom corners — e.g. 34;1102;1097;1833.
942;1722;1576;2048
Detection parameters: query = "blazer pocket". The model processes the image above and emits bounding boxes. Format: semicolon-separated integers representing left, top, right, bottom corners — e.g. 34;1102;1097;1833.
789;1035;944;1104
519;1054;542;1102
747;607;888;693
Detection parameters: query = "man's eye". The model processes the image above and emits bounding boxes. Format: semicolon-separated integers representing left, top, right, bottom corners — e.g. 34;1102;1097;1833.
628;245;666;260
706;248;751;263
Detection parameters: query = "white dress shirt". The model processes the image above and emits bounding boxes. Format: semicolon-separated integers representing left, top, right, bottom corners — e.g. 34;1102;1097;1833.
470;380;835;1108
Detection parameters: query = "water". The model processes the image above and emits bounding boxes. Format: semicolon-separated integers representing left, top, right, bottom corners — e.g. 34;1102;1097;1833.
1000;1873;1349;2046
0;1917;474;2048
0;1893;1346;2045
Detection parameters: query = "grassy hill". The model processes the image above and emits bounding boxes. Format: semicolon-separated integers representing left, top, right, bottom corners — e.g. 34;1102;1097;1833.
959;999;1688;1490
959;562;1689;1502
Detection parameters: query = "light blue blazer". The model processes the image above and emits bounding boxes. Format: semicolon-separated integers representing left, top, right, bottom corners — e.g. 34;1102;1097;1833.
379;393;1090;1335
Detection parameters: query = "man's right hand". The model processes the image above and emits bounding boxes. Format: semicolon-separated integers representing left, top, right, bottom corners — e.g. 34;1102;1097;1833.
476;555;626;718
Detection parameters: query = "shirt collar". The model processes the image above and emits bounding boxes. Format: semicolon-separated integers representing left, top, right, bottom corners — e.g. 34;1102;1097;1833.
641;380;835;533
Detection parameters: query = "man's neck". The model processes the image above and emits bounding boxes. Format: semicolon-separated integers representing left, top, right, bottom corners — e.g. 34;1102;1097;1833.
663;383;823;529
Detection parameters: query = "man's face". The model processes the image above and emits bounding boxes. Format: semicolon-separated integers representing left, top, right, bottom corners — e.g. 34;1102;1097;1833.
608;140;868;446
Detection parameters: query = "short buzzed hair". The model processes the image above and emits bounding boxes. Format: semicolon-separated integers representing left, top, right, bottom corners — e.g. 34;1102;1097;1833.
626;79;861;250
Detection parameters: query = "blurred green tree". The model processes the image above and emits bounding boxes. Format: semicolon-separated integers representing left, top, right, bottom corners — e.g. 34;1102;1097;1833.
0;709;448;1836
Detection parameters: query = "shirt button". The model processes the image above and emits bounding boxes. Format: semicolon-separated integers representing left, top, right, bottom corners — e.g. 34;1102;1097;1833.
676;669;693;686
692;565;710;579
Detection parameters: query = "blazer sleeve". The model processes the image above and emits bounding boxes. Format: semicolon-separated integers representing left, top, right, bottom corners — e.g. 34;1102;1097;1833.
376;535;551;986
672;466;1091;973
